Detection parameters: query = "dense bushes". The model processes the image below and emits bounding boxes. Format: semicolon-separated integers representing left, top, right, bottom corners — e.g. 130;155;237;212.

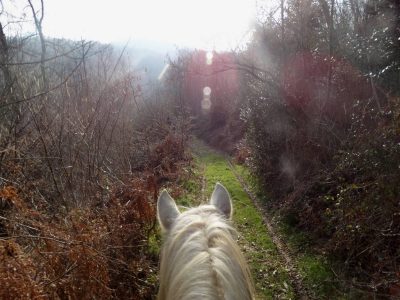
243;68;399;296
0;132;190;299
239;0;400;295
0;16;191;297
0;180;155;299
279;99;400;290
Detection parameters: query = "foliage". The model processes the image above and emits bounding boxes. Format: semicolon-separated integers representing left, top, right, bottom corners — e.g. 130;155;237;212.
0;132;192;299
167;50;245;153
0;180;155;299
0;9;192;298
272;99;400;293
240;0;400;296
0;240;45;299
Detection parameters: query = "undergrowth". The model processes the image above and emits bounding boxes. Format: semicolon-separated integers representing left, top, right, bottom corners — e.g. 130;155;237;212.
0;133;190;299
0;180;157;299
233;163;347;299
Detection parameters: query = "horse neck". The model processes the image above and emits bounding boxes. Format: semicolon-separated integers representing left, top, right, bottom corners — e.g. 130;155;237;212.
158;206;255;300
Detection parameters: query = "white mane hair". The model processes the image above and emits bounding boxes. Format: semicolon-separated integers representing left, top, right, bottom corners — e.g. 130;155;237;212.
157;183;256;300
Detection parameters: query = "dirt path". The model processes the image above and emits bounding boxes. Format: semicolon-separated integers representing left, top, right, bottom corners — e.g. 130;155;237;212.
227;160;310;300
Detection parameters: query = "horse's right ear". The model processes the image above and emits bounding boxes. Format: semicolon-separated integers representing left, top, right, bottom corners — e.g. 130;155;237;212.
157;190;180;231
210;183;233;219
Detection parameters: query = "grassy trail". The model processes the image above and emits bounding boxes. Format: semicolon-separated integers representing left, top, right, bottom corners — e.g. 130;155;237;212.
156;140;351;299
185;141;298;299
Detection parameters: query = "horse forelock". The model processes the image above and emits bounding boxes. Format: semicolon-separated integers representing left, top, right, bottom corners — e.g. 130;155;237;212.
158;205;255;300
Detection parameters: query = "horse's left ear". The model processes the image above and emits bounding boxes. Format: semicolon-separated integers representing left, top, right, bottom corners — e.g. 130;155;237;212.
210;183;233;219
157;190;180;231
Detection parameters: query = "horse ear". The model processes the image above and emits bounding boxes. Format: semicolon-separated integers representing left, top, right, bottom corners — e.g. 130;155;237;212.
157;190;180;231
210;183;232;219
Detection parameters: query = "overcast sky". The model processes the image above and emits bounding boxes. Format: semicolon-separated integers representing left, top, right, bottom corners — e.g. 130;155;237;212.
1;0;258;50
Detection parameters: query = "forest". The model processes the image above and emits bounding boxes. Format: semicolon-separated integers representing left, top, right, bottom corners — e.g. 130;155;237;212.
0;0;399;299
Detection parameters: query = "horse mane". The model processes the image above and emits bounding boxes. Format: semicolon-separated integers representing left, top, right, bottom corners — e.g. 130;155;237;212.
158;204;255;300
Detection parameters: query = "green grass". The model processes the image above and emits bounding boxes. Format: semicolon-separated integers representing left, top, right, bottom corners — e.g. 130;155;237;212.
148;231;161;257
176;177;201;207
234;161;350;299
153;139;355;299
190;149;295;299
277;220;345;299
297;255;333;296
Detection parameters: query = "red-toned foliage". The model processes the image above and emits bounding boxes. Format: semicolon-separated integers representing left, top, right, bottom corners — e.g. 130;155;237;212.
0;134;190;299
0;240;45;299
0;182;157;299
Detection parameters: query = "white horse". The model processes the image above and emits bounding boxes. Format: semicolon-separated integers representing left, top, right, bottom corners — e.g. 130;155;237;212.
157;183;255;300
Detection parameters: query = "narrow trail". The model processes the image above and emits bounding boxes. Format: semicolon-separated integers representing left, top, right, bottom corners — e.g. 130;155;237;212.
191;139;311;299
227;160;310;300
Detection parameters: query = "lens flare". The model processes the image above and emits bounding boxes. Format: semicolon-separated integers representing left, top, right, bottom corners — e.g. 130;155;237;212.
203;86;212;96
201;86;212;110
